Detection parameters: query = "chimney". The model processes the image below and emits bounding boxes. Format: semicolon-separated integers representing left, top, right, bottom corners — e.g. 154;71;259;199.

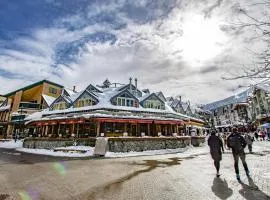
179;96;181;102
129;77;132;91
73;86;76;92
135;78;138;96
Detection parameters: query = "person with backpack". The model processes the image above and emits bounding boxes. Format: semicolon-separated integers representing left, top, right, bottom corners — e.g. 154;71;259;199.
254;131;259;141
244;133;253;153
227;127;250;181
208;130;224;177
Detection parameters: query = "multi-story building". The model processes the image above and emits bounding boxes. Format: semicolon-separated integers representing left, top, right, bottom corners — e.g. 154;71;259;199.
25;78;204;138
249;82;270;124
204;81;270;131
0;80;64;137
167;97;207;135
0;100;10;138
203;89;251;132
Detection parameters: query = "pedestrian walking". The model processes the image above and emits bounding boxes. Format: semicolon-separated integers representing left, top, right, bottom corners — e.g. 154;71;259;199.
261;130;266;141
267;129;270;141
254;131;259;141
244;133;253;153
227;127;250;181
208;130;224;177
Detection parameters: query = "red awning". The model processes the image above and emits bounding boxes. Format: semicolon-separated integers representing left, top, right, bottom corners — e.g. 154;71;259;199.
95;118;153;124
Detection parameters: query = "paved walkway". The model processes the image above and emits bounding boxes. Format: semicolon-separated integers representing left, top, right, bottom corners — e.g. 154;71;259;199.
0;141;270;200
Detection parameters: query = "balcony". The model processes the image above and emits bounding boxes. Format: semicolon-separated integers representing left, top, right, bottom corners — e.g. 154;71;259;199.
19;102;40;110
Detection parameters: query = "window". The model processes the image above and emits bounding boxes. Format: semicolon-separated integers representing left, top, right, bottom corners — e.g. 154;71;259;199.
76;98;96;107
49;87;57;94
144;100;163;109
52;102;66;110
116;97;135;107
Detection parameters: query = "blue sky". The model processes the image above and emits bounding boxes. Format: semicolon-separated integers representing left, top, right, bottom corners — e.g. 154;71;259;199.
0;0;266;103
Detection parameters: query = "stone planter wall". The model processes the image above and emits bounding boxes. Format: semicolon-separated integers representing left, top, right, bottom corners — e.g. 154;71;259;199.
191;136;206;147
23;136;205;152
107;137;194;152
23;138;96;149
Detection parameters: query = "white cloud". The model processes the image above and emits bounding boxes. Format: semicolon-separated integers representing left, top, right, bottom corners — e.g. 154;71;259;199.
0;0;267;104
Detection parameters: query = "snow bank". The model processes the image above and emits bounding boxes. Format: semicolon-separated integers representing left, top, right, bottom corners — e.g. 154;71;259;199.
16;146;94;157
105;145;209;158
106;148;187;158
0;140;23;149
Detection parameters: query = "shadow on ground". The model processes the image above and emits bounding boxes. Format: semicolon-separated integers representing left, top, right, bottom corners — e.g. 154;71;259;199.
211;177;233;199
82;158;182;200
239;178;270;200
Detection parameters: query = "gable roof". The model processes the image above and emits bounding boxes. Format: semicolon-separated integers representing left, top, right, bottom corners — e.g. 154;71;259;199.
42;94;56;107
166;96;174;102
49;94;72;109
72;90;99;105
63;88;78;96
181;102;190;112
110;88;140;103
4;79;63;97
86;84;103;93
118;83;142;95
155;91;166;102
0;99;8;107
140;93;165;103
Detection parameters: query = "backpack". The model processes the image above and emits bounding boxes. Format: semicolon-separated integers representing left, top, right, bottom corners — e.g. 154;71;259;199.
228;135;243;152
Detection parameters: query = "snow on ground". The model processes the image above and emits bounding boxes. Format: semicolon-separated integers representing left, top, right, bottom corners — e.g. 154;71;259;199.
16;146;94;157
0;140;23;149
2;139;269;158
105;145;208;158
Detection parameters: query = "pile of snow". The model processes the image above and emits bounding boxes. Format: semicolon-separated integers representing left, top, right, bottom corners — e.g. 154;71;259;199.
105;145;209;158
0;140;23;149
17;146;94;157
106;148;187;158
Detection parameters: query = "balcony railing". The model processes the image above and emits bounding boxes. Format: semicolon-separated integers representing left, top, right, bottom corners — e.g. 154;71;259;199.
19;102;40;110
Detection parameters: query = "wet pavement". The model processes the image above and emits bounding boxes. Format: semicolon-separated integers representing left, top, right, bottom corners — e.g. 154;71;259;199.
0;142;270;200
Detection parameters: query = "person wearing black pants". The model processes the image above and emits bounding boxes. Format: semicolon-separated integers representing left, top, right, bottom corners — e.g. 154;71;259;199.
227;128;250;181
208;130;224;177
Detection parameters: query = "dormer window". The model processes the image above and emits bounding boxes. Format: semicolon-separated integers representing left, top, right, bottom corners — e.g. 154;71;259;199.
140;93;165;110
77;98;96;107
145;100;162;109
111;89;139;107
117;97;135;107
52;102;67;110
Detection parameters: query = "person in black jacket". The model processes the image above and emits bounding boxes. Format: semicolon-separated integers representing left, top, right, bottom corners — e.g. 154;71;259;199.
208;130;224;177
227;127;250;181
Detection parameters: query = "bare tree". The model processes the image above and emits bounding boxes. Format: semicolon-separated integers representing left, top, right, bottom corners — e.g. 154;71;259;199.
224;0;270;80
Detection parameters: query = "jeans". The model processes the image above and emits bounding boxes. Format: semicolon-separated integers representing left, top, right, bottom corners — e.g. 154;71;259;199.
233;152;249;175
248;144;252;153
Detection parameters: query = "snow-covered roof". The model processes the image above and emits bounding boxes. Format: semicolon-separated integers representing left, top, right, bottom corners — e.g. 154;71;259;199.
0;105;10;111
254;81;270;93
26;83;204;123
182;102;190;111
203;88;252;111
64;88;77;96
42;94;56;107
